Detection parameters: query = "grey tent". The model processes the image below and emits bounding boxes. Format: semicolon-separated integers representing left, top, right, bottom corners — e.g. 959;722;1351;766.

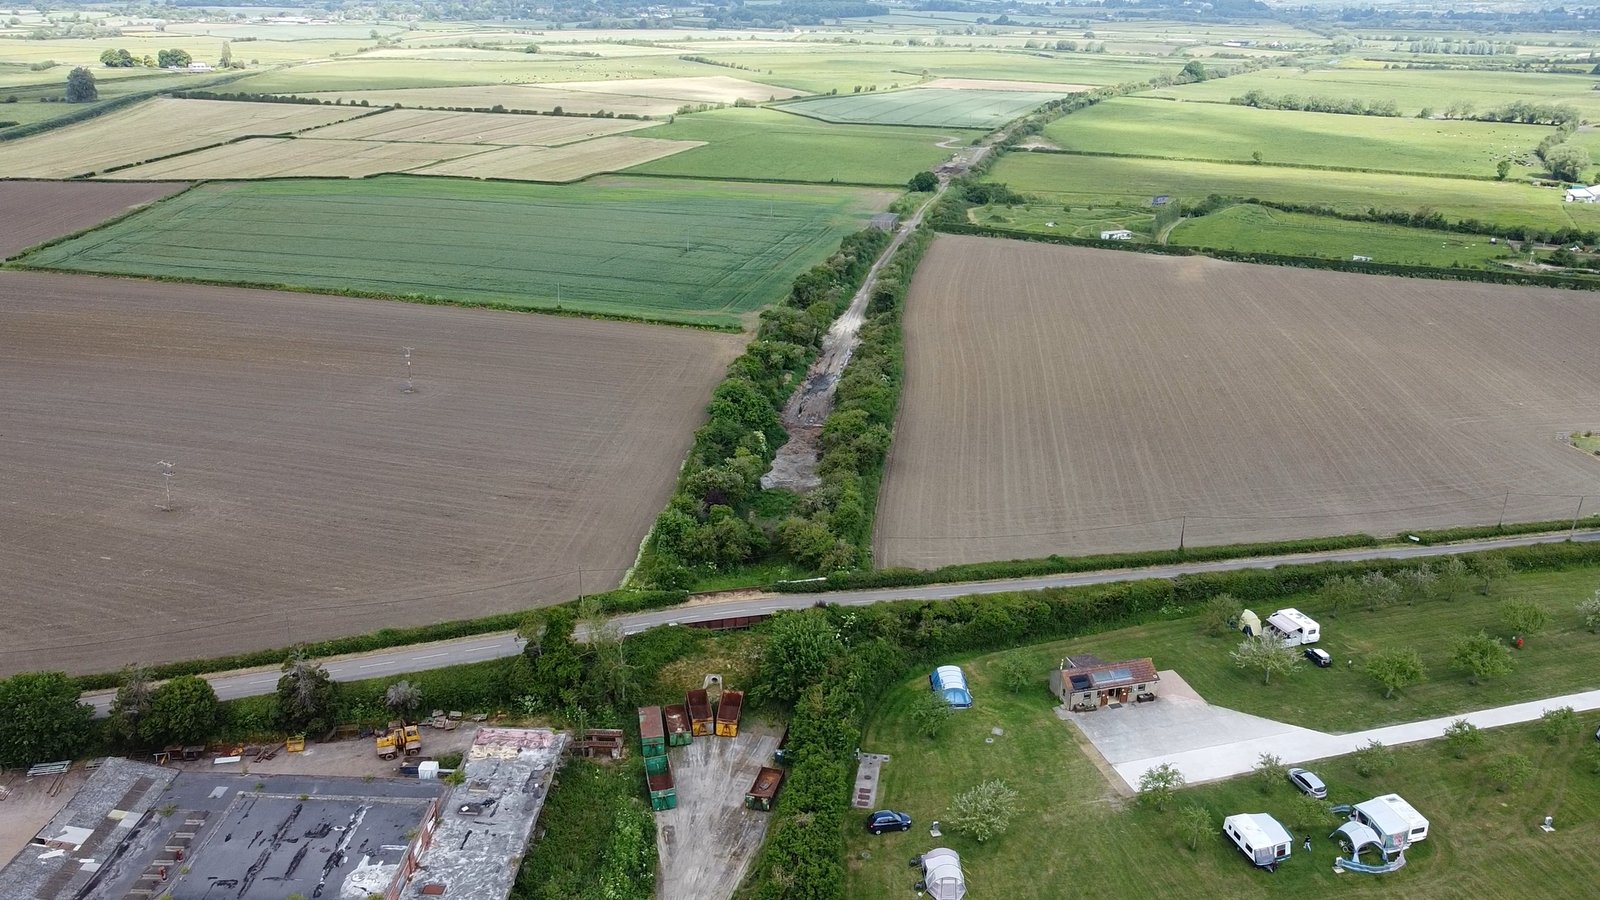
919;848;967;900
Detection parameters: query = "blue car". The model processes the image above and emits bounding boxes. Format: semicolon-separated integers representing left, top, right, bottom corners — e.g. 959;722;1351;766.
865;810;912;835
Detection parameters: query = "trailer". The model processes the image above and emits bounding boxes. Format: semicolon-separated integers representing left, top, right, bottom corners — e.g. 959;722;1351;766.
638;706;666;758
647;762;677;811
744;766;785;811
663;705;693;747
686;689;714;737
716;690;744;738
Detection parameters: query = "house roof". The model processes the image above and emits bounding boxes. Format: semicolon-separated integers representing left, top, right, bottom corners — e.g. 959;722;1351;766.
1061;656;1158;690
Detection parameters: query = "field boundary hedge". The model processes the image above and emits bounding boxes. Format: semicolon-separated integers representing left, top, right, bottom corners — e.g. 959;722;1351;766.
1018;146;1506;182
931;221;1600;292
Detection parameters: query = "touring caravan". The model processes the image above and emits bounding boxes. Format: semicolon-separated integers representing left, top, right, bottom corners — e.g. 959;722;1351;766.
1265;608;1321;646
1353;794;1429;851
1223;813;1292;870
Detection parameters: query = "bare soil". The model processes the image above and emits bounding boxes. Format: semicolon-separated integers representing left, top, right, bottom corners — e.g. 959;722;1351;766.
0;271;741;675
876;235;1600;568
0;181;188;259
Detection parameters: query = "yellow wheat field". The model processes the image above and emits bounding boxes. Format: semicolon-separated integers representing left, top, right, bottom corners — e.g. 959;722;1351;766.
102;137;487;180
298;107;657;145
415;135;703;182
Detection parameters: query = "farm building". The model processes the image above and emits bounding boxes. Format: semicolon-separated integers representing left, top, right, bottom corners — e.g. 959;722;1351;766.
1223;813;1292;869
1564;185;1600;202
930;665;973;708
1265;608;1320;645
918;848;967;900
870;212;901;232
1050;655;1159;710
1099;229;1134;240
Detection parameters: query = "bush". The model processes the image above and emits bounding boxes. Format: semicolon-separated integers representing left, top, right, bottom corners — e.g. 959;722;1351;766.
945;779;1020;841
0;672;94;767
1352;739;1395;777
1138;763;1184;811
1539;706;1582;743
1443;719;1485;759
1486;752;1534;791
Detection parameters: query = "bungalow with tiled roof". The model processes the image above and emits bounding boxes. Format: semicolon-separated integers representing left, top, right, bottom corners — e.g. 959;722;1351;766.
1049;654;1159;711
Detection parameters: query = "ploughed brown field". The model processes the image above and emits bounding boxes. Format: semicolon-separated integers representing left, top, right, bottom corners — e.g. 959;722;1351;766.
0;181;189;259
0;272;742;675
876;235;1600;569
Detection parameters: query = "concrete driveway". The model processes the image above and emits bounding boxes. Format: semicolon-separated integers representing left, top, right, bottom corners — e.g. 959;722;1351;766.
1063;671;1600;791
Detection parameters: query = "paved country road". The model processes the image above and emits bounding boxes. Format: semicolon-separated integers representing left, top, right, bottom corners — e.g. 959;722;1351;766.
81;529;1600;715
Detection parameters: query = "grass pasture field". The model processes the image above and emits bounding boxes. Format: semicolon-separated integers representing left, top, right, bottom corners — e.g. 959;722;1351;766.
414;135;705;182
0;98;370;178
537;75;804;104
0;69;221;130
0;181;188;259
301;84;679;117
778;87;1066;128
18;177;891;327
1043;97;1555;178
299;107;659;144
1144;66;1600;120
99;137;487;180
0;270;742;675
622;107;964;184
226;55;715;94
875;235;1600;568
845;642;1600;899
1170;204;1513;267
702;49;1178;94
990;151;1600;233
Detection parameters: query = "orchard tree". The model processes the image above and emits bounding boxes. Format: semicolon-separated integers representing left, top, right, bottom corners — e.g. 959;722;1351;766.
1231;636;1301;685
1486;752;1533;791
1138;763;1185;811
1443;718;1485;758
1475;555;1512;595
1578;590;1600;632
1178;805;1211;851
1395;567;1437;606
0;672;94;768
1452;631;1513;684
1361;571;1401;611
141;675;220;746
1435;557;1471;601
64;66;96;102
1501;598;1548;637
1352;740;1395;778
1364;648;1426;699
910;689;953;738
1318;574;1362;618
1539;705;1581;743
993;654;1033;694
1252;753;1285;794
946;779;1019;841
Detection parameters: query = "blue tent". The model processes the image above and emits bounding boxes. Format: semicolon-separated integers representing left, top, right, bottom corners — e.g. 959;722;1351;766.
930;666;973;709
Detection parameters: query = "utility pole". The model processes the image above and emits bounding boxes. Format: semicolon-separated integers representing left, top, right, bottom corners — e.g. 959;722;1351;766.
401;346;415;394
1497;491;1510;530
1177;515;1187;552
1571;496;1587;539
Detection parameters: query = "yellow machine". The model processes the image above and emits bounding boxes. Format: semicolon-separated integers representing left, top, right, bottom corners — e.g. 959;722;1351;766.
375;721;422;760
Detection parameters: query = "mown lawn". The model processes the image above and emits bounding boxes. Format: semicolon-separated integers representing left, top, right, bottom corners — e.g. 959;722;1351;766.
845;637;1600;899
1170;203;1514;267
625;107;969;185
1024;564;1600;733
16;175;891;327
989;151;1600;233
1043;96;1553;178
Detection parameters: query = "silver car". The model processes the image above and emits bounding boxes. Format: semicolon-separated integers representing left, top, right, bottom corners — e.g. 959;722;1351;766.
1287;767;1327;799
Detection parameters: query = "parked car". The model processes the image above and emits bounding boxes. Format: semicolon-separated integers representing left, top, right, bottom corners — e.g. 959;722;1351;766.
865;810;912;834
1287;767;1328;799
1304;647;1332;668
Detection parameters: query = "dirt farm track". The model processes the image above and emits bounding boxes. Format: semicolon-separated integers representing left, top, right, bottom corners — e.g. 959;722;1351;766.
0;272;740;675
875;235;1600;569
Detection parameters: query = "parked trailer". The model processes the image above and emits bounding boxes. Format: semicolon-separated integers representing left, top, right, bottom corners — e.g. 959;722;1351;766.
638;706;667;758
663;705;693;747
648;762;677;811
686;689;714;737
744;766;785;811
716;690;744;738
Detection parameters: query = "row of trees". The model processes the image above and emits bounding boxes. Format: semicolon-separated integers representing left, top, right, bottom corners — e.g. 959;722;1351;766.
99;47;197;68
1230;90;1402;117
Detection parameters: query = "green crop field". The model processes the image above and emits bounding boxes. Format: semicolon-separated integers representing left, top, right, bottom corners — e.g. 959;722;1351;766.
1044;97;1556;178
697;49;1175;94
16;176;891;327
1171;204;1514;267
623;107;966;184
1142;66;1600;119
990;151;1600;233
846;563;1600;898
778;87;1063;128
967;201;1156;238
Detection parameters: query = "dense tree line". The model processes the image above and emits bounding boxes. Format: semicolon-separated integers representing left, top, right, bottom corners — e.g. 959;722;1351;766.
1231;90;1402;117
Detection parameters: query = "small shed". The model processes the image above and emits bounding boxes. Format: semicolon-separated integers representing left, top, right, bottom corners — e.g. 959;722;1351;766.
929;666;973;709
1099;229;1134;241
744;766;785;811
1265;608;1320;645
663;705;693;747
919;848;967;900
1236;608;1261;637
638;706;666;758
716;690;744;738
1223;813;1292;868
869;212;901;232
1050;655;1159;710
686;689;714;736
